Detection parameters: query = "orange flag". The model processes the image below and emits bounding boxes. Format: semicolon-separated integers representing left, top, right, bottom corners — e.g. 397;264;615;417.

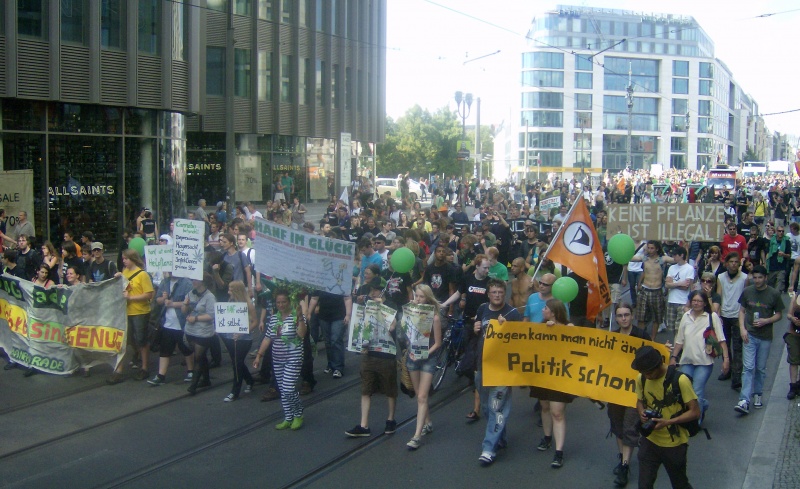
545;201;611;320
616;177;626;193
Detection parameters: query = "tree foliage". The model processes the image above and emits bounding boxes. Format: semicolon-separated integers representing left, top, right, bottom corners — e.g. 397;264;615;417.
739;145;760;164
377;105;493;180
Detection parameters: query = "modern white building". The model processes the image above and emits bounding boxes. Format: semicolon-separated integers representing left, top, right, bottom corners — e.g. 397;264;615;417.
495;4;760;181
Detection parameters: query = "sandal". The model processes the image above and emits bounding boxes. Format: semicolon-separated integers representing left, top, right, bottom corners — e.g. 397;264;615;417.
465;410;480;422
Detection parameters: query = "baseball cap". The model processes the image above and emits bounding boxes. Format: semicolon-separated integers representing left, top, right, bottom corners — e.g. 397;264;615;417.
91;242;104;251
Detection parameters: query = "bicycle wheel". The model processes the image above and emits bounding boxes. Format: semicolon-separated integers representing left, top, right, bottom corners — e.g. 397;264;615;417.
431;343;451;392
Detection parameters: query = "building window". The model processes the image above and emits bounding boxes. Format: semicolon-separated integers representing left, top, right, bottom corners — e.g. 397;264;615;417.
281;0;292;23
672;78;688;94
603;95;658;131
18;0;49;39
280;54;292;102
522;70;564;88
604;57;659;92
575;72;593;89
315;0;325;31
172;1;186;60
575;53;593;71
235;49;251;97
573;133;590;150
235;0;251;15
602;135;658;170
699;62;714;79
575;93;592;110
332;64;340;108
673;60;689;77
521;110;563;128
61;0;89;44
345;67;352;109
208;0;227;12
699;79;713;96
698;100;711;116
259;0;274;20
521;92;563;109
299;57;310;105
138;0;161;55
671;116;687;132
316;59;325;106
574;148;591;168
671;137;687;152
672;98;687;115
299;0;310;26
330;0;338;33
698;117;713;133
521;132;563;149
522;52;564;69
258;51;272;101
670;154;686;169
207;47;225;96
101;0;126;50
575;112;592;129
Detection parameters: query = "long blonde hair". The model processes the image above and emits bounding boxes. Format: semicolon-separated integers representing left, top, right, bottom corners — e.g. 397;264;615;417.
414;284;439;307
228;280;255;328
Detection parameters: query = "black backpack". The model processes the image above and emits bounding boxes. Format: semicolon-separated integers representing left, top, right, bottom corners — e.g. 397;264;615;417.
640;365;703;438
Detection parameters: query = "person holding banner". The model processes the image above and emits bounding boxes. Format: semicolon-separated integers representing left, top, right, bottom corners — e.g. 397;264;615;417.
531;299;575;469
220;281;258;402
405;284;443;451
253;289;308;430
183;274;217;395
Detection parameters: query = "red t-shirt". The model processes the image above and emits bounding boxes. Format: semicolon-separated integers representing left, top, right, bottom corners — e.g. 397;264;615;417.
721;234;747;260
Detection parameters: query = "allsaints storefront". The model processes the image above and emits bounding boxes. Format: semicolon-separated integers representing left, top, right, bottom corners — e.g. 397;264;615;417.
0;99;187;251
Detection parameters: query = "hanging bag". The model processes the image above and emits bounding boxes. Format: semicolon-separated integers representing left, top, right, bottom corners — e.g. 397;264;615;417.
703;314;722;359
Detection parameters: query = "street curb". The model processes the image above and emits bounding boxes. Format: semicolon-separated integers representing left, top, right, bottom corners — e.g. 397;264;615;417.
742;344;790;488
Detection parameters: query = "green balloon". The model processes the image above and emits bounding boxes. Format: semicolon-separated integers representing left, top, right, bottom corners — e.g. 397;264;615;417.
608;233;636;265
390;247;416;274
551;276;579;303
129;237;147;257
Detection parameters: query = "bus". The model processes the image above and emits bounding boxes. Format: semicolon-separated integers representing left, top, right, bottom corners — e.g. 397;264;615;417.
706;165;738;195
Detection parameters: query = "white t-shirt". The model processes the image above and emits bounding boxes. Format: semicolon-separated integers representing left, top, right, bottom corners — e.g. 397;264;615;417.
666;262;695;305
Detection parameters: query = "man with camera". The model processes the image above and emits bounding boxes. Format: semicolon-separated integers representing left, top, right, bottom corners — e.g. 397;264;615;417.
632;345;700;489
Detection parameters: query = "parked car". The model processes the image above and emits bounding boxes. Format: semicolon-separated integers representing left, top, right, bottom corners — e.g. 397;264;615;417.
375;177;423;201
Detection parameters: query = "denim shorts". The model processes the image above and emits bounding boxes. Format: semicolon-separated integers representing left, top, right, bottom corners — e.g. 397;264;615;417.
406;355;437;375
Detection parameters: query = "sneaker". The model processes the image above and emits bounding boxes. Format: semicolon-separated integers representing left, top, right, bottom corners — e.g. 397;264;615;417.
788;383;798;400
332;369;343;379
291;416;304;430
537;437;552;451
421;423;434;436
753;394;763;409
551;452;564;468
406;437;421;450
129;361;139;370
384;420;397;435
345;425;371;438
734;399;750;414
478;451;495;466
323;367;333;375
244;383;253;394
183;371;194;383
223;393;237;402
275;420;292;430
134;370;149;381
613;463;629;487
147;375;165;386
106;373;124;385
613;454;623;475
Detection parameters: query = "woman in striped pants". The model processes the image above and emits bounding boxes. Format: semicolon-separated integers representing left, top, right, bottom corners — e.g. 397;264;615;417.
253;289;308;430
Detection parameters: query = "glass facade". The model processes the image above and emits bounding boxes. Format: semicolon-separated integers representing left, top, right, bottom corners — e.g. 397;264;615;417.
0;100;186;252
602;135;658;170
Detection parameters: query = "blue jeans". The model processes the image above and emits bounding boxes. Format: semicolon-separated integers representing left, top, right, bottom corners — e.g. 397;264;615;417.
740;335;772;401
476;370;512;455
678;363;712;413
320;318;346;372
628;270;642;307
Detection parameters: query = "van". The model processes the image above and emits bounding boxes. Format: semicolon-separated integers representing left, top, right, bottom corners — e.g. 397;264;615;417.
375;177;423;201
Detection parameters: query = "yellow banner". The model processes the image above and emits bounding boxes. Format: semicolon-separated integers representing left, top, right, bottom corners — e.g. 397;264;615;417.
0;299;29;335
66;326;125;353
482;321;670;407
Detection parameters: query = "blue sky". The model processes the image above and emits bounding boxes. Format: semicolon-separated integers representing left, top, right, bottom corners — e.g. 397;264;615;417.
386;0;799;138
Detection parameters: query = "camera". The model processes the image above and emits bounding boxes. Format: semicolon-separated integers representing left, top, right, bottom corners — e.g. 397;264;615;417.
638;409;662;437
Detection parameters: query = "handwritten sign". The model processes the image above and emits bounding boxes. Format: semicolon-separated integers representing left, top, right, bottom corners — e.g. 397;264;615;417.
214;302;250;334
482;321;670;407
144;245;174;274
539;195;561;211
401;302;436;360
607;203;725;242
172;219;205;280
253;218;354;295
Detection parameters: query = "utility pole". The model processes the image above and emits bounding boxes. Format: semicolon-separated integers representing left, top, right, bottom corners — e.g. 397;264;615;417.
625;62;634;171
580;119;586;183
455;91;473;182
475;97;481;183
685;111;690;170
524;123;529;182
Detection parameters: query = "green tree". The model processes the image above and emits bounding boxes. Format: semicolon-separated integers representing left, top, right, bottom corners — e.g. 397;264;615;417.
739;145;759;164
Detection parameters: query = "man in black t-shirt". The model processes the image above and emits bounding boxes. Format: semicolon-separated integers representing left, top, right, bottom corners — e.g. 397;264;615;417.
419;243;458;310
475;279;522;467
382;250;413;310
603;249;628;329
87;242;118;282
459;254;491;322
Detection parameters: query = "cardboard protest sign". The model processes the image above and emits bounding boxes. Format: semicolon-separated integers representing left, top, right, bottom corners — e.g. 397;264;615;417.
482;321;670;407
345;300;397;355
0;275;127;375
539;195;561;211
214;302;250;334
607;203;725;242
401;302;436;360
346;303;367;353
253;218;355;295
172;219;205;280
144;245;174;274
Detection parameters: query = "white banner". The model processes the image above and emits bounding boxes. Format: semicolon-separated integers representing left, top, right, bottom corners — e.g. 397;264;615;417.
540;195;561;211
144;245;174;274
401;302;436;360
172;219;205;280
214;302;250;334
236;155;263;202
340;132;352;188
0;170;35;240
253;218;354;295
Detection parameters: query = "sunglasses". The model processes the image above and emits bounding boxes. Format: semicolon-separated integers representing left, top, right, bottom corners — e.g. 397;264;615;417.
701;279;715;284
539;282;553;287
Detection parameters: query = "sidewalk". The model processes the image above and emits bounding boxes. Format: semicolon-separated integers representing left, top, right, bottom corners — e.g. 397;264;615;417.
765;346;800;489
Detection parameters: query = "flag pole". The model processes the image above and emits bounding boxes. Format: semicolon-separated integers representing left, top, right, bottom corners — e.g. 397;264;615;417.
531;195;585;279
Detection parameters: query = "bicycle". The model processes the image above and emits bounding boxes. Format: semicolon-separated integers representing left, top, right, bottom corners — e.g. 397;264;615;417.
431;315;468;392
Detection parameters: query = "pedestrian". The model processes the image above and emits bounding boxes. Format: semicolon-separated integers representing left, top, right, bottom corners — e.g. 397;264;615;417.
785;292;800;399
147;272;194;386
183;273;217;395
716;253;747;389
220;281;257;402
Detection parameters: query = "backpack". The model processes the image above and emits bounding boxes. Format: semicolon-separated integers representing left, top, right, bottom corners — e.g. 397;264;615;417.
639;365;703;438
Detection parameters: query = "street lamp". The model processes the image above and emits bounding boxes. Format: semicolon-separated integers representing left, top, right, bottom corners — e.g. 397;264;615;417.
625;63;634;171
455;91;473;182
